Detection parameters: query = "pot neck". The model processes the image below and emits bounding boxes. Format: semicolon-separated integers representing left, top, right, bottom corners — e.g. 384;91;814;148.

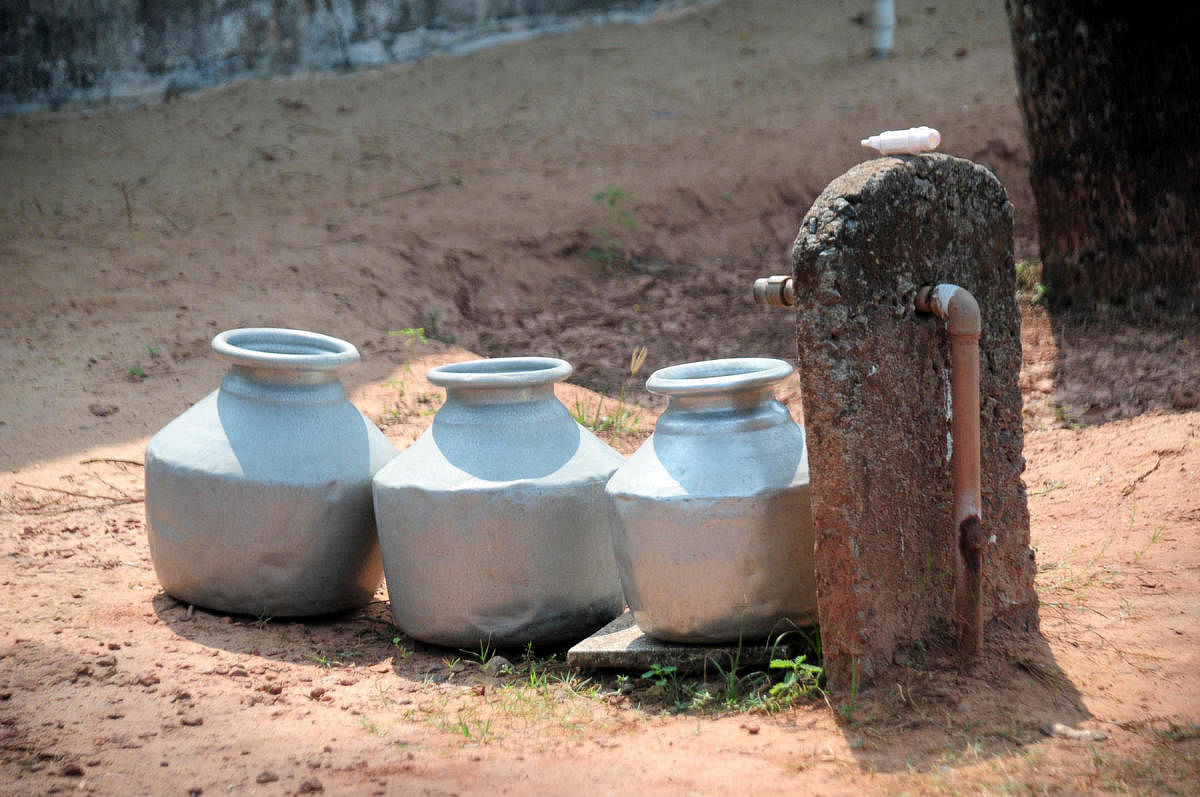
656;386;792;436
220;367;347;405
664;384;778;414
648;357;794;434
443;383;558;406
428;357;571;407
211;327;358;405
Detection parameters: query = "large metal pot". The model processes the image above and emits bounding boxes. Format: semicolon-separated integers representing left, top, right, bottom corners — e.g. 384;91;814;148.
145;328;398;616
372;356;625;648
606;357;817;643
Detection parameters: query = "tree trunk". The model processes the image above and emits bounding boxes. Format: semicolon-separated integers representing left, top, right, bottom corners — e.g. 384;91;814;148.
1005;2;1200;309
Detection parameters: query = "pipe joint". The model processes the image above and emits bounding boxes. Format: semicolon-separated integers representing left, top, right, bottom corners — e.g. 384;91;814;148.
916;284;980;338
753;275;796;307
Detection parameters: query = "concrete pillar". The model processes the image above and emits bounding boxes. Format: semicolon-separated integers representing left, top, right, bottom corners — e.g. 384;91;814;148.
790;154;1037;688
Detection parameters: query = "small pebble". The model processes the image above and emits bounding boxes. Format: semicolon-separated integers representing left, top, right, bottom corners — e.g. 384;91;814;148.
180;716;204;727
482;656;512;677
255;771;279;784
1171;386;1199;410
61;762;84;777
1041;722;1107;742
298;778;324;793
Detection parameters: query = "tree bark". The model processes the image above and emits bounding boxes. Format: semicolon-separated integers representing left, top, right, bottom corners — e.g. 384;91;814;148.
1005;2;1200;309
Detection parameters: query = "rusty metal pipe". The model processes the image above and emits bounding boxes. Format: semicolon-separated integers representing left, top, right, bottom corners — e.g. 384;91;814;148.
915;284;983;660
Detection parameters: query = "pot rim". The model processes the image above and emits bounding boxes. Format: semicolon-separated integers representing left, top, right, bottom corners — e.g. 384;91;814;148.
646;357;793;397
427;356;572;389
212;327;360;371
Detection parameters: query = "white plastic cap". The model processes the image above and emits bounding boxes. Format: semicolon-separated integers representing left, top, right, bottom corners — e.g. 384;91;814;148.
860;126;942;155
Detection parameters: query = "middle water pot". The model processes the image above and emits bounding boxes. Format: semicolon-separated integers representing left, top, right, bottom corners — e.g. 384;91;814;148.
606;357;817;644
372;357;626;648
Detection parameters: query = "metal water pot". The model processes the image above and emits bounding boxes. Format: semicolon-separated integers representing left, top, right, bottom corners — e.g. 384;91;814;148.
606;357;817;643
145;328;398;616
372;357;626;648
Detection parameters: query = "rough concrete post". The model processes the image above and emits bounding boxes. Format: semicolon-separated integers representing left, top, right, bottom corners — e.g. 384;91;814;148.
790;154;1037;689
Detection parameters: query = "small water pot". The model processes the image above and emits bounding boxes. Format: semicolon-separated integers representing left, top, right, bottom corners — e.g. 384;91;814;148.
372;356;626;648
606;357;817;643
145;328;398;616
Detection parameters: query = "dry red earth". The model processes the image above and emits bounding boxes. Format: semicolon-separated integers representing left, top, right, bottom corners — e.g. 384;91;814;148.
1;1;1197;793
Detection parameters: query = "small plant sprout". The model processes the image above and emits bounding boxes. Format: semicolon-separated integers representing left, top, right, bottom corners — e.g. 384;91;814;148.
127;364;147;381
588;184;637;267
422;310;456;344
146;344;162;358
391;635;412;661
839;658;861;720
642;663;690;709
464;638;495;667
1015;260;1048;304
388;326;428;357
571;345;648;435
767;654;823;707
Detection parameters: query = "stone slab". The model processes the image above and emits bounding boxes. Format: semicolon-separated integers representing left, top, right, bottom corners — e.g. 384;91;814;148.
566;611;781;674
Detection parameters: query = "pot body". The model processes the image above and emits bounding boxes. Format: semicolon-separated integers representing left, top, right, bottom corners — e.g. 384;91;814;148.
145;328;398;616
606;358;817;644
373;357;625;648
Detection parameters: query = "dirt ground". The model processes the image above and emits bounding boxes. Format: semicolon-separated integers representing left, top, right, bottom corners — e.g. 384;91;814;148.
1;0;1197;793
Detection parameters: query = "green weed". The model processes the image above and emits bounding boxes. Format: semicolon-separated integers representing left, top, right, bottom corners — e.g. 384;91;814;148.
1030;479;1066;495
360;715;387;737
642;663;692;711
388;326;427;349
587;185;637;267
464;638;495;667
634;626;826;715
1015;261;1048;304
766;654;823;708
309;648;360;669
839;658;860;720
571;345;647;434
1132;523;1164;563
422;310;456;344
390;635;412;661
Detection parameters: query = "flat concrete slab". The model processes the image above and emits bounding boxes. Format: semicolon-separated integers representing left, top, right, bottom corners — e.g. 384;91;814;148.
566;611;781;673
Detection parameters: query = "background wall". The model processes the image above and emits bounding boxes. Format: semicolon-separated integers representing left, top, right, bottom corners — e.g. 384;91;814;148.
0;0;694;112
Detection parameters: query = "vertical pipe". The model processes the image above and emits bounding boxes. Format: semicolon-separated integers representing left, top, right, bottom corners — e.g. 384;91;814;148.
916;284;984;660
873;0;896;58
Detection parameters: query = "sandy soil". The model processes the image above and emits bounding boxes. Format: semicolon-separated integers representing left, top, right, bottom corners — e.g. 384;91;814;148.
1;0;1197;793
